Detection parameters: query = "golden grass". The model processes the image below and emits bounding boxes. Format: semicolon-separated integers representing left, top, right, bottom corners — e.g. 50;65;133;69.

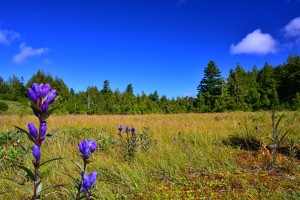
0;112;299;199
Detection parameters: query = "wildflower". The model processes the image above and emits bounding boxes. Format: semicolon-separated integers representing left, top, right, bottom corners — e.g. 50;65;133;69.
32;145;40;162
131;126;135;133
28;88;38;103
40;121;47;137
40;83;50;98
32;83;41;96
28;123;38;138
81;171;98;195
118;125;123;131
47;89;57;103
41;100;50;113
125;126;130;133
78;139;97;159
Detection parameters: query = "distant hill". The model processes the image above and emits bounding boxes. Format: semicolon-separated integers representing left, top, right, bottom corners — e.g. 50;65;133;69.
0;100;32;115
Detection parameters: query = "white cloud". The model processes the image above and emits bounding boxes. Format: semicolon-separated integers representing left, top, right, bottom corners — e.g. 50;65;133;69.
0;29;20;45
13;43;49;64
230;29;278;55
283;17;300;38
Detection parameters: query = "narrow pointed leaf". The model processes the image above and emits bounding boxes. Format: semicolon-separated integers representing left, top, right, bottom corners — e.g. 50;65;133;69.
41;106;59;121
62;172;80;185
71;160;84;172
2;177;33;194
39;157;65;167
14;125;37;145
30;101;40;117
36;181;43;195
60;186;76;200
39;184;69;194
42;128;59;144
16;165;36;181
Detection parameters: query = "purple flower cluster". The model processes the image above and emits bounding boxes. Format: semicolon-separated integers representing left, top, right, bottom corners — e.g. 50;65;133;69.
78;139;98;159
28;121;47;141
81;172;98;195
118;125;135;134
28;83;57;113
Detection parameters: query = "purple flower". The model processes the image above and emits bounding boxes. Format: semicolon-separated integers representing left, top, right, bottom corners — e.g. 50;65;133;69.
32;83;41;97
131;126;135;133
81;172;98;195
32;145;40;162
89;140;97;153
40;121;47;137
41;100;50;113
89;171;97;186
125;126;130;133
78;139;97;159
28;88;38;103
118;125;123;131
41;83;51;98
28;123;38;138
47;89;57;103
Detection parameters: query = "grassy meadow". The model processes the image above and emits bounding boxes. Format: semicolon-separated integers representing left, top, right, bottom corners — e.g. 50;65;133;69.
0;112;299;199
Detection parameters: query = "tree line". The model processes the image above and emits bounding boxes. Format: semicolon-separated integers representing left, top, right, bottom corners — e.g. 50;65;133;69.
0;54;299;114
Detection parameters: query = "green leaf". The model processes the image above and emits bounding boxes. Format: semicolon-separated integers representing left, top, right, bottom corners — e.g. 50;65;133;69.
36;181;43;195
62;172;80;185
60;185;76;200
71;160;84;172
30;101;40;117
2;177;33;194
42;128;59;144
16;165;36;181
41;106;59;121
14;125;37;145
39;184;69;194
39;157;65;167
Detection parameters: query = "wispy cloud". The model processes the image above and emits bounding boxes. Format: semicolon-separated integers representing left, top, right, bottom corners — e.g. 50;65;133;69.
230;29;278;55
13;43;49;64
283;17;300;38
0;29;20;45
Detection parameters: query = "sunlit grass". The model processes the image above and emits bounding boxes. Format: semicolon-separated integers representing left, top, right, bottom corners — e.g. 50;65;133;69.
0;112;299;199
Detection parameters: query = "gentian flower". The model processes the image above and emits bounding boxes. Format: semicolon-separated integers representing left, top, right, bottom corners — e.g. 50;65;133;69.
89;140;97;153
118;125;123;131
81;172;98;195
131;126;135;133
40;121;47;137
89;171;97;186
125;126;130;133
40;83;51;98
47;89;57;103
41;100;50;113
32;83;41;97
28;88;38;103
28;123;38;138
32;145;40;162
78;139;97;159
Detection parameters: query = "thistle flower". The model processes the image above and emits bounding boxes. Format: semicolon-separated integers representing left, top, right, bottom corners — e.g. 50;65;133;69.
40;121;47;137
32;145;40;162
28;123;38;138
118;125;123;131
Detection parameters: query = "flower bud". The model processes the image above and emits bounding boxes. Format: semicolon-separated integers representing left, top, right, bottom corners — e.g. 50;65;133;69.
32;83;41;97
40;121;47;137
89;140;97;153
28;123;38;138
131;126;135;133
32;145;40;162
125;126;130;133
41;100;50;113
89;171;98;186
78;142;84;154
47;89;57;103
82;139;89;149
28;88;38;103
118;125;123;131
41;83;51;97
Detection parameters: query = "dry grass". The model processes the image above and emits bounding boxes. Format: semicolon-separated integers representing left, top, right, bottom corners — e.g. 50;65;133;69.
0;112;299;199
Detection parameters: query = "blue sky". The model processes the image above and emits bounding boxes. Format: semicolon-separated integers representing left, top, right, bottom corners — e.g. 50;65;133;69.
1;0;300;98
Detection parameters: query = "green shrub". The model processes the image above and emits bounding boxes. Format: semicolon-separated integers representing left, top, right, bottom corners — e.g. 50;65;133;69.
0;101;9;112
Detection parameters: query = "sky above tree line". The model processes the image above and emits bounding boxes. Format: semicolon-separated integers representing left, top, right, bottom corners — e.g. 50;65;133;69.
1;0;300;98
